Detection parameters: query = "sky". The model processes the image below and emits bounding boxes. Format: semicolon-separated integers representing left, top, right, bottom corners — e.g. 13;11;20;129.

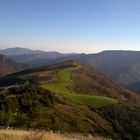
0;0;140;53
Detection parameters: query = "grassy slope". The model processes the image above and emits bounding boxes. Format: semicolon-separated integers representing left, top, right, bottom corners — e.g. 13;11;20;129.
41;65;118;108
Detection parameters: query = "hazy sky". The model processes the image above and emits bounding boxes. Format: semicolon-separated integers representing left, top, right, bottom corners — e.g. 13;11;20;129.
0;0;140;53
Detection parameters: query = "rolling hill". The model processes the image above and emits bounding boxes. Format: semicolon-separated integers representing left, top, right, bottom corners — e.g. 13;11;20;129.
0;54;28;77
0;60;140;140
0;60;137;101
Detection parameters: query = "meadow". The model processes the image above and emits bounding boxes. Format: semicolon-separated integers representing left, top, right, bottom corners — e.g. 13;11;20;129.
41;65;118;108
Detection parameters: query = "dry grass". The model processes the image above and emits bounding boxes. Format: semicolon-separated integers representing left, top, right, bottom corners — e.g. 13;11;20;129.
0;129;111;140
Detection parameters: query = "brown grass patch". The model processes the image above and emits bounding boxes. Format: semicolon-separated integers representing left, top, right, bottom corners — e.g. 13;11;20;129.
0;129;111;140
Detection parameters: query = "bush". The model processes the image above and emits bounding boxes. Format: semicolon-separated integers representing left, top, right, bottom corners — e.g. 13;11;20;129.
0;84;55;127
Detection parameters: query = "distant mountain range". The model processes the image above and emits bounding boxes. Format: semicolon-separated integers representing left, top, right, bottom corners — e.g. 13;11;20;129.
0;54;28;76
0;47;37;55
0;47;74;64
1;47;140;94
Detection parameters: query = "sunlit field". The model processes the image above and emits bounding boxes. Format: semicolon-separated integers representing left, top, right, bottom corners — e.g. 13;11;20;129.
0;129;111;140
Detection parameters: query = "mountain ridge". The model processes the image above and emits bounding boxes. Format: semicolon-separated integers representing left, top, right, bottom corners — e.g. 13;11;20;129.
0;47;75;64
0;60;139;102
0;54;29;76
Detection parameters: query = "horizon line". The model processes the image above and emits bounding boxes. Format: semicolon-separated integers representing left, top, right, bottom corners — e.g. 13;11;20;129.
0;47;140;54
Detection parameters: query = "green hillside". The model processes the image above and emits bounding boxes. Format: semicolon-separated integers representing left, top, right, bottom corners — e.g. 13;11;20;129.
41;65;118;108
0;61;140;139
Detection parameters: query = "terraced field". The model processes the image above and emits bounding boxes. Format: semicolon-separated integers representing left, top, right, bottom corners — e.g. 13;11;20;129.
41;65;118;108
